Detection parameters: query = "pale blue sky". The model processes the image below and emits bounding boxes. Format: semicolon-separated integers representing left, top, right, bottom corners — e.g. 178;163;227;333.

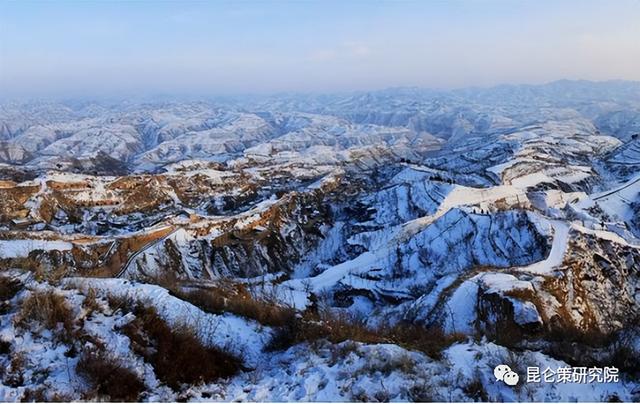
1;0;639;96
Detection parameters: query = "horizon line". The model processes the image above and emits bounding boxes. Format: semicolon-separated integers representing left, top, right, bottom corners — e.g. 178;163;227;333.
2;78;640;103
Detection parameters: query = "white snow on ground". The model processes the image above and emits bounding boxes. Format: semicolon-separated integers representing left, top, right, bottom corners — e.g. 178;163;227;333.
0;240;73;258
1;278;635;402
211;342;451;402
515;219;570;274
440;184;528;213
190;341;636;402
286;246;391;298
475;273;543;326
571;223;640;247
588;173;640;203
480;273;535;294
573;173;640;237
441;273;543;333
445;342;635;402
486;157;530;177
63;278;270;366
232;195;279;230
117;227;182;279
534;189;587;210
442;280;479;334
279;201;550;313
0;281;174;401
509;299;543;325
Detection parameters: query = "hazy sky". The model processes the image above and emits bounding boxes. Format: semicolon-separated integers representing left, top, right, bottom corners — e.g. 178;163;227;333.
1;0;639;96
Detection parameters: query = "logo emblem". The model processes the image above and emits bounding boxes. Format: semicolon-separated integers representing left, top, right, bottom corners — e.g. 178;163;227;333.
494;364;519;386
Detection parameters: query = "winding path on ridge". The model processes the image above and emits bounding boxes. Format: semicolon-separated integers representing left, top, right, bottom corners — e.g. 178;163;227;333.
515;219;570;275
592;173;640;201
115;226;180;278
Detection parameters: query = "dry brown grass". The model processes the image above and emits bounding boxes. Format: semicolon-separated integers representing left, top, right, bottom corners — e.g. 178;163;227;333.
546;322;611;347
174;284;297;328
268;309;465;359
167;279;465;359
462;371;489;402
14;290;74;336
384;322;467;360
4;351;26;388
22;387;74;402
81;287;101;315
120;304;242;390
164;279;463;360
544;315;640;375
105;293;138;315
76;347;145;401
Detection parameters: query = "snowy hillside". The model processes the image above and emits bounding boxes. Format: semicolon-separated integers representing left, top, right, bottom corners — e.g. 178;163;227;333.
0;80;639;401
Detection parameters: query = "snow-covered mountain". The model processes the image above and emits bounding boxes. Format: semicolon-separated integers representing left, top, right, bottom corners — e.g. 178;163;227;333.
0;80;639;401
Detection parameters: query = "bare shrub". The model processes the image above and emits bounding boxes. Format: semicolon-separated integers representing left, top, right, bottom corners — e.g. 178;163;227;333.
106;293;139;314
121;304;242;389
266;309;382;351
14;290;74;336
486;348;533;393
462;371;488;402
81;287;101;315
77;347;145;401
328;341;360;366
0;276;22;301
605;326;640;375
172;282;297;328
0;276;21;314
500;350;528;377
22;387;48;402
369;352;416;376
0;339;11;355
384;322;466;360
4;351;26;388
547;322;611;348
408;379;436;402
174;287;226;314
168;279;463;360
543;314;640;373
22;387;73;402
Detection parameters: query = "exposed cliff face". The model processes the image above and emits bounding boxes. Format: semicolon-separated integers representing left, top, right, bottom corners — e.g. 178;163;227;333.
117;171;344;280
209;191;333;278
433;226;640;349
541;230;640;333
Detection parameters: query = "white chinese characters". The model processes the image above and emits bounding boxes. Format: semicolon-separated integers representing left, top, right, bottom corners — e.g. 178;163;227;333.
526;366;619;383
